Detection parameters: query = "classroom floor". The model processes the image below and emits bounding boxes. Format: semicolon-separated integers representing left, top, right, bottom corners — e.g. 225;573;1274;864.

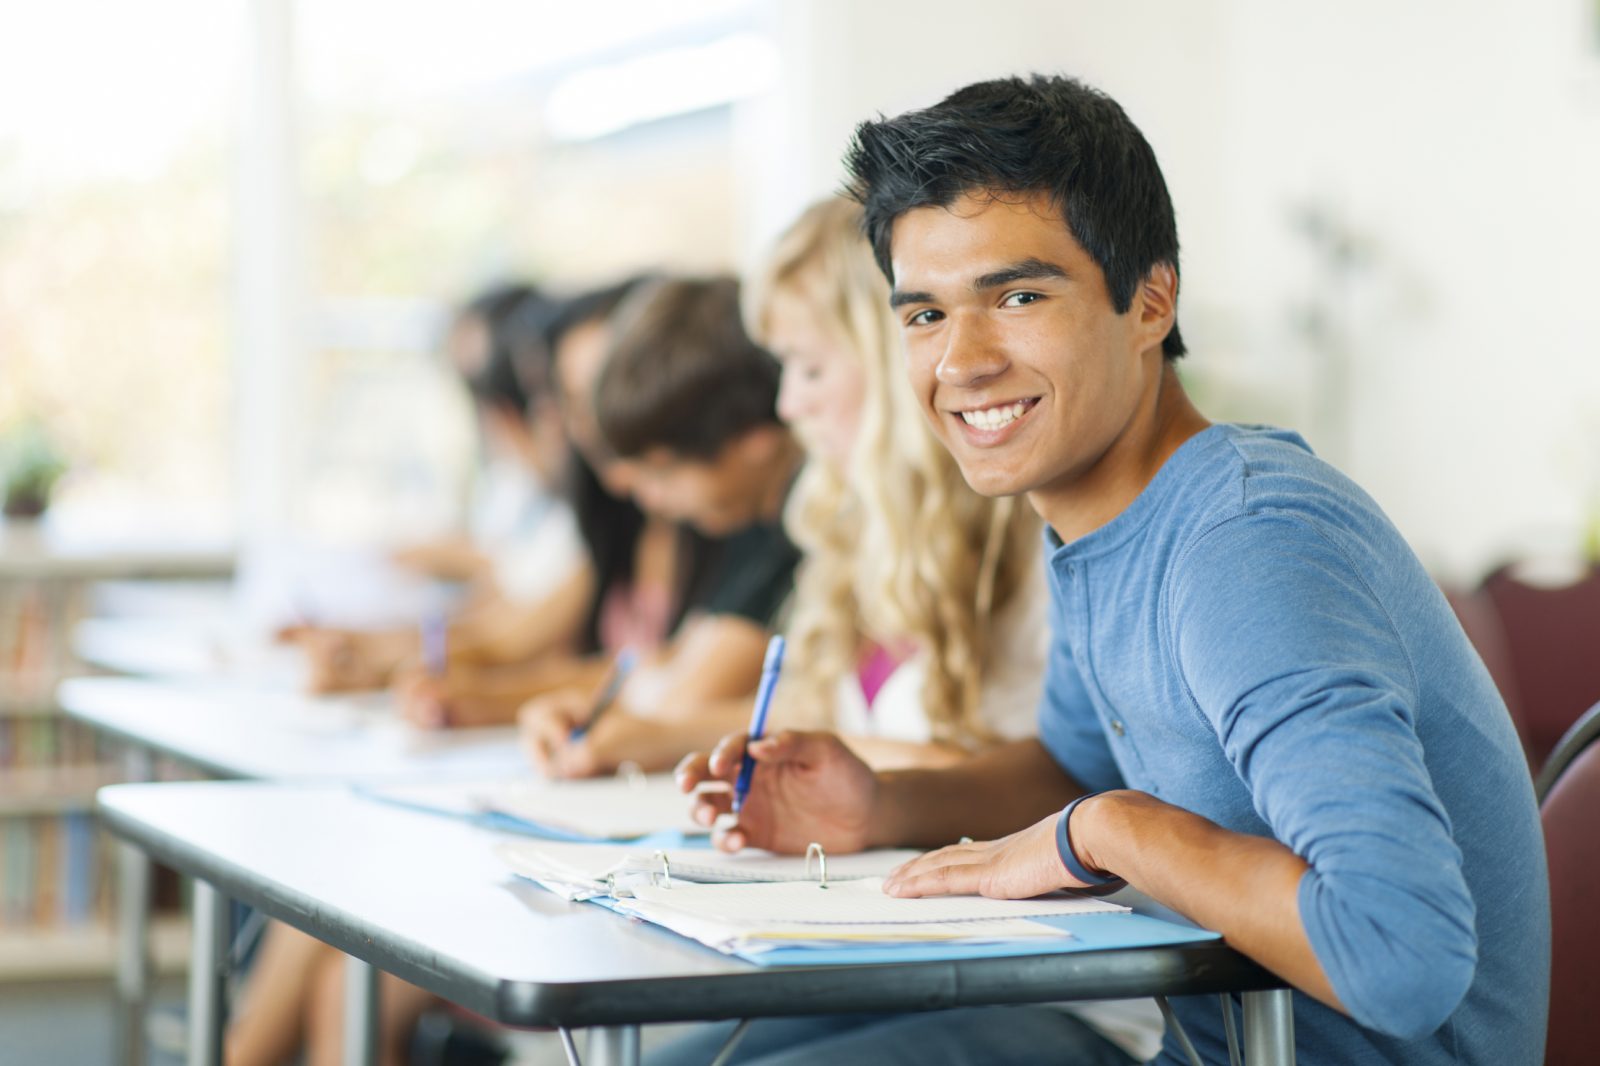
0;979;187;1066
0;978;704;1066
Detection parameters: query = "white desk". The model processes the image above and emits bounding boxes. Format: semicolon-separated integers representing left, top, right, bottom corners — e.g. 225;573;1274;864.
58;675;528;1066
58;676;526;783
99;782;1294;1066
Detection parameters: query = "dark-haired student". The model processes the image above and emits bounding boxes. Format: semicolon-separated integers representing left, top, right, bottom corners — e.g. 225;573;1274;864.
399;275;801;730
672;75;1546;1066
228;279;803;1066
391;282;571;585
290;281;585;694
517;275;807;774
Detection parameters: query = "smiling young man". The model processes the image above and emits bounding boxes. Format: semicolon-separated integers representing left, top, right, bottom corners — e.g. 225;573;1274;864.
673;76;1548;1065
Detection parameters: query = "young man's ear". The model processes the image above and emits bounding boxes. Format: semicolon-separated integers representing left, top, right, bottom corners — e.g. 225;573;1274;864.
1134;262;1178;355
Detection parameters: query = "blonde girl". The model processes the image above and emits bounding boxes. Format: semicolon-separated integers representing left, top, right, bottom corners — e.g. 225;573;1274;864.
749;195;1045;766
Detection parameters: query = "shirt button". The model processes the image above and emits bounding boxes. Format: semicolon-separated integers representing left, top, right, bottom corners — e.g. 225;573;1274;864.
1110;720;1126;737
1064;563;1076;577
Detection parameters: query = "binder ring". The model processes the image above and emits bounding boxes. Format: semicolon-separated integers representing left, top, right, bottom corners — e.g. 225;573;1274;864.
805;842;828;889
652;850;673;888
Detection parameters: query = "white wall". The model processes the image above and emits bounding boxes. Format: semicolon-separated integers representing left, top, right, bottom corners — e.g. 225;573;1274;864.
740;0;1600;581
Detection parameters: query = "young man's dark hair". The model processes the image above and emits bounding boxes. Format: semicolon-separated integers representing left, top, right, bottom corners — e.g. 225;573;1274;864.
595;276;782;459
845;73;1186;359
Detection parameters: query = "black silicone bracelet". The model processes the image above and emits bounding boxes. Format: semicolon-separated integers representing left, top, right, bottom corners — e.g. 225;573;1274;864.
1055;793;1122;886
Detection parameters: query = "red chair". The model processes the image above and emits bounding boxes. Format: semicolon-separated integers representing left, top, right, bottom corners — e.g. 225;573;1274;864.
1537;702;1600;1066
1480;563;1600;774
1442;583;1532;770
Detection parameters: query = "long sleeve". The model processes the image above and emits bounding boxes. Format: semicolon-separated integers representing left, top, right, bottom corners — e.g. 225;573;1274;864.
1168;511;1477;1040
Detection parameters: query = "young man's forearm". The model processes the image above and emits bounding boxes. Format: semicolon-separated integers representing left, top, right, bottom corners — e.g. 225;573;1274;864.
1078;790;1342;1011
870;739;1082;848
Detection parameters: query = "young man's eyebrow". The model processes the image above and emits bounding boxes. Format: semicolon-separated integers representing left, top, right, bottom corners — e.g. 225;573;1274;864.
887;289;936;309
888;258;1071;309
972;258;1070;291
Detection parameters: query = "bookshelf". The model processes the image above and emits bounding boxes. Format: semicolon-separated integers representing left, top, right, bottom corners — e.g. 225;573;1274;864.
0;519;231;983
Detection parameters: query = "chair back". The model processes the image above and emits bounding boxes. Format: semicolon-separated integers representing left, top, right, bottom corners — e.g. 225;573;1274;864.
1443;583;1531;769
1538;702;1600;1065
1481;563;1600;771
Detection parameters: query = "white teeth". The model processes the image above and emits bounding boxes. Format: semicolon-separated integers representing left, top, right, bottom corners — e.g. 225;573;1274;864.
959;401;1029;429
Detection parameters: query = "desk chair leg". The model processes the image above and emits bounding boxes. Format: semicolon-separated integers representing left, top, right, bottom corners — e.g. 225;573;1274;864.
186;881;231;1066
586;1025;641;1066
116;745;154;1066
342;955;380;1066
1241;989;1295;1065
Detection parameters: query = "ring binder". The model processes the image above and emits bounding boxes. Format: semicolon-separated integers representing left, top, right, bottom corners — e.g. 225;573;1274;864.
805;842;828;889
652;850;673;888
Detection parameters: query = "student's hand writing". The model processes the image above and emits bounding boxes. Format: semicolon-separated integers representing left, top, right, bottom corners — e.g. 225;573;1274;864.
519;691;604;778
300;629;399;693
881;807;1096;899
675;730;877;856
395;670;453;729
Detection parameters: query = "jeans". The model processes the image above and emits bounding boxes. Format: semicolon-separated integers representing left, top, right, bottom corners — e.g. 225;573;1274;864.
647;1005;1139;1066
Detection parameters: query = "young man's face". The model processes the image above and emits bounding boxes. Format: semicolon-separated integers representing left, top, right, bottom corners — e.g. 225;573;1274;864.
889;190;1160;505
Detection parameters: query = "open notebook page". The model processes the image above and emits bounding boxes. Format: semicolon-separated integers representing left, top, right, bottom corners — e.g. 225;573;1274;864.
476;774;704;839
496;840;925;890
628;876;1128;927
632;904;1073;952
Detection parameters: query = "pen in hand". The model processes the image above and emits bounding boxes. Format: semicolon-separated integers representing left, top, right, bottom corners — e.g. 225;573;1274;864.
732;635;786;815
420;610;449;677
568;647;639;741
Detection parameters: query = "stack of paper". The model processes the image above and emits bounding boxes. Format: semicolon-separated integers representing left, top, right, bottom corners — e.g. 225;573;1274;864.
496;839;926;900
479;775;705;839
365;774;705;841
615;877;1128;957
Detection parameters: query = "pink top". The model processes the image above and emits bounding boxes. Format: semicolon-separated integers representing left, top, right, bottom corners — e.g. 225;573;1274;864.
857;643;907;710
598;580;673;656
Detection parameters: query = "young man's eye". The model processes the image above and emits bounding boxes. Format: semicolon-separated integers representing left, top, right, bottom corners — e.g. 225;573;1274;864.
1001;291;1043;308
906;308;943;327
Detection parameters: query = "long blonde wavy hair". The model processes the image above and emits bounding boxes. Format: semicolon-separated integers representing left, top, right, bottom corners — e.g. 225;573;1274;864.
746;196;1040;748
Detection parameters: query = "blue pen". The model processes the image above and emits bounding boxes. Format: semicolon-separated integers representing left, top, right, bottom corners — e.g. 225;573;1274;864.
732;635;785;815
420;611;448;677
569;647;638;741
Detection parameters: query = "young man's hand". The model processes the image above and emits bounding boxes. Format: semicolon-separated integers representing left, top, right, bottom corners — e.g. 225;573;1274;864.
675;730;878;855
881;811;1090;899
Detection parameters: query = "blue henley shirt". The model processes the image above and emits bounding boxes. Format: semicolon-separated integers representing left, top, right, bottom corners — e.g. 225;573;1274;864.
1037;423;1548;1065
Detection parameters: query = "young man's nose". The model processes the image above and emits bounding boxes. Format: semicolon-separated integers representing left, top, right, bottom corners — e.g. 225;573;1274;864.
934;313;1009;387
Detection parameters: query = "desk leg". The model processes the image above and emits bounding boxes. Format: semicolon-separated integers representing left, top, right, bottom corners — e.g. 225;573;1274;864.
1241;989;1295;1065
342;955;379;1066
186;881;230;1066
115;745;154;1066
586;1025;641;1066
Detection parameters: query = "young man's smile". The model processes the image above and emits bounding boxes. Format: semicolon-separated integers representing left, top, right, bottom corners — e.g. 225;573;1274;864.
948;395;1041;444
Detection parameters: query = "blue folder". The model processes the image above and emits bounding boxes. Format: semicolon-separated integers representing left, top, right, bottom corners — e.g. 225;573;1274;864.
586;893;1219;966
